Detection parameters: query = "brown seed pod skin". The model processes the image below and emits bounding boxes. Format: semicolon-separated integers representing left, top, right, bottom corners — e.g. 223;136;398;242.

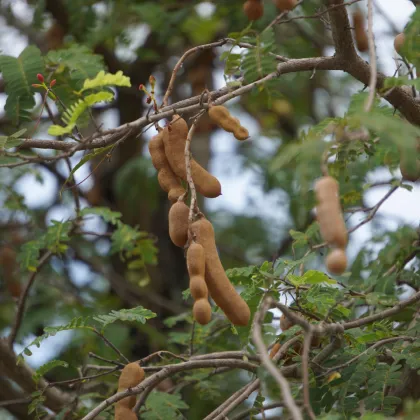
115;405;137;420
208;106;249;141
190;275;208;300
0;246;20;298
353;10;369;52
149;130;186;200
115;362;145;418
280;314;294;331
187;243;205;277
269;342;281;359
163;116;222;198
168;201;189;248
274;0;297;11
326;248;347;275
193;298;212;325
190;218;251;326
394;33;406;54
315;176;348;249
168;187;185;203
243;0;264;21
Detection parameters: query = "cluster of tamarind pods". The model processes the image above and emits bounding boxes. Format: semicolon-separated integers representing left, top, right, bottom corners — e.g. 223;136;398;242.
243;0;297;21
148;106;251;327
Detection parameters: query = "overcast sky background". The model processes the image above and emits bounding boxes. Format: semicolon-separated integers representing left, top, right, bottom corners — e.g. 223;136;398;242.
0;0;419;370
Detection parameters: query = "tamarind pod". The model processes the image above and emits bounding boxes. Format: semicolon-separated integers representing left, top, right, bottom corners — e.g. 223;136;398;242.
273;0;297;12
243;0;264;21
116;362;145;413
190;218;251;326
0;246;17;273
280;314;294;331
190;275;208;300
400;156;420;182
315;176;348;249
115;405;137;420
149;130;186;198
325;248;347;275
163;116;222;198
168;187;185;203
269;342;281;359
193;298;212;325
208;106;239;134
353;10;368;52
168;201;189;248
118;363;145;390
234;126;249;141
187;243;205;277
394;33;406;54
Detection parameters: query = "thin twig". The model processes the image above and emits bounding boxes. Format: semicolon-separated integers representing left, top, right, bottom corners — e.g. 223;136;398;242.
252;297;303;420
91;329;130;364
302;329;316;420
8;251;53;348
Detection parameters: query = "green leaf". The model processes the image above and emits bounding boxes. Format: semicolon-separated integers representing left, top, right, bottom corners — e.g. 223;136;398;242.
0;46;44;124
93;306;157;331
32;360;69;384
59;145;114;194
302;270;336;285
143;391;188;420
80;70;131;92
80;207;122;224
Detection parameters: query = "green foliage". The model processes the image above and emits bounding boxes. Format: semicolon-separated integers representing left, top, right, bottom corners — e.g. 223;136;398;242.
0;128;27;150
0;46;44;124
142;392;189;419
79;70;131;92
32;360;69;384
93;306;157;332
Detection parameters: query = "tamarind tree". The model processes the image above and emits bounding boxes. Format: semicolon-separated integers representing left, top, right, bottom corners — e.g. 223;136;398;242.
1;0;420;419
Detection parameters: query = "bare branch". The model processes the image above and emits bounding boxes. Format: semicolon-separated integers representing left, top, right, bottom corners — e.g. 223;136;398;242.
365;0;378;112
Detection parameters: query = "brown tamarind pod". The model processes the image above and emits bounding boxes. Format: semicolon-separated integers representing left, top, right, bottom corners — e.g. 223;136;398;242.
149;130;186;200
280;314;294;331
187;243;205;277
163;116;222;198
190;275;208;301
326;248;347;275
168;187;186;203
168;201;189;248
193;298;212;325
269;342;281;359
208;106;249;141
190;217;251;326
116;362;145;414
243;0;264;21
0;246;21;298
273;0;297;11
394;33;406;54
115;405;137;420
353;10;369;53
314;176;348;249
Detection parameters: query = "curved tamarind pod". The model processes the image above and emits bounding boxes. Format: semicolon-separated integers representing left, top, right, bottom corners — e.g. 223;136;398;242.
326;248;347;275
168;201;189;248
115;405;137;420
280;314;294;331
193;298;212;325
190;218;251;326
116;362;145;413
163;116;222;198
168;187;186;203
269;342;281;359
353;10;368;52
273;0;297;11
149;129;186;199
243;0;264;21
187;243;205;277
208;106;249;141
394;33;406;54
314;176;348;249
